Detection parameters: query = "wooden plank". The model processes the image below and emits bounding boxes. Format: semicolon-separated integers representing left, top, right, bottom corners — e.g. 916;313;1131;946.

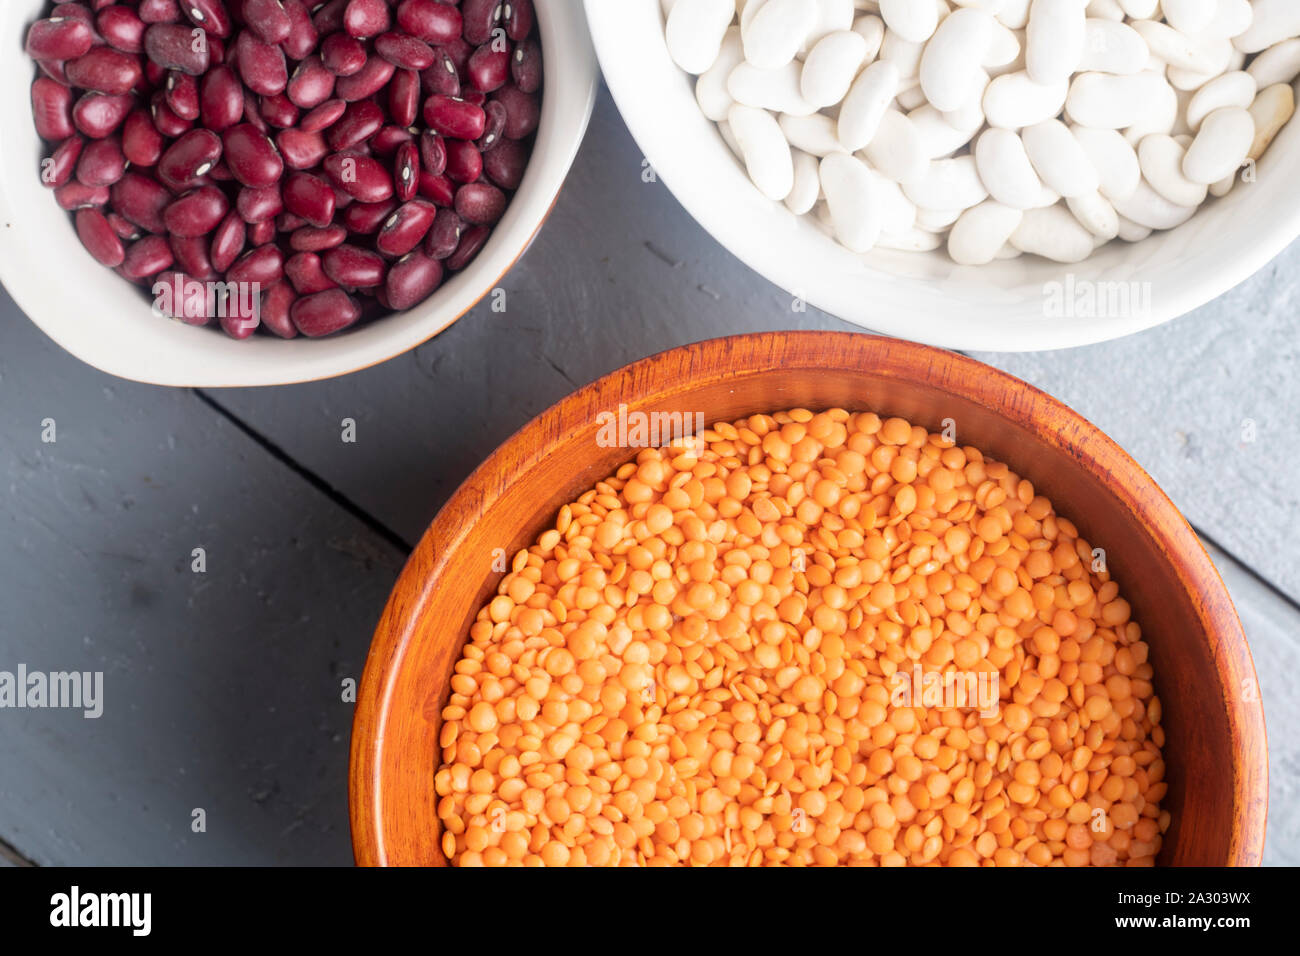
1203;545;1300;867
0;288;403;865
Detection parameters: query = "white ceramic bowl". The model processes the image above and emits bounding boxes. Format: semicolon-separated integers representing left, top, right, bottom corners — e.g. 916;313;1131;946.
587;0;1300;352
0;0;598;386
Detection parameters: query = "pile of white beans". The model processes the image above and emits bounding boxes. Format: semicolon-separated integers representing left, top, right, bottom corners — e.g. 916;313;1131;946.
664;0;1300;264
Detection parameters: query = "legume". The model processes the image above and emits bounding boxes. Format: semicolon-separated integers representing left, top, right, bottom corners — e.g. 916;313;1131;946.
664;0;1299;265
27;0;542;339
436;407;1169;866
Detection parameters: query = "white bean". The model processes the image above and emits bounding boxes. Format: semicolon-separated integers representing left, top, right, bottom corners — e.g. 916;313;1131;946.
1137;133;1208;206
903;155;989;210
1109;177;1197;230
743;0;817;69
1065;71;1171;128
1161;0;1216;36
920;8;995;112
948;200;1024;264
1066;189;1120;239
879;0;939;44
983;71;1069;129
1233;0;1300;55
1182;106;1254;184
1249;83;1296;160
1026;0;1086;85
695;27;745;120
1077;19;1148;75
1248;39;1300;90
786;149;823;215
779;111;846;156
729;61;818;115
974;128;1045;208
861;109;929;184
819;151;882;251
1072;125;1140;200
1185;71;1255;131
1009;203;1096;262
1022;118;1098;197
728;103;795;200
802;30;870;108
839;60;901;150
666;0;737;74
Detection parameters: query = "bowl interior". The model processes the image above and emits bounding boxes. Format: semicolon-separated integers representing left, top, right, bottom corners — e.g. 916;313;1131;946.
0;0;598;387
352;332;1267;866
587;0;1300;352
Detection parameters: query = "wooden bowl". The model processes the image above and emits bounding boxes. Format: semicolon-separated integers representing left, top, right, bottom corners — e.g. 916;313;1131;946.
350;332;1268;866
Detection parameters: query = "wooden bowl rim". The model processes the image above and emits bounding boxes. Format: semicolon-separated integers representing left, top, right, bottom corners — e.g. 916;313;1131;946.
349;331;1268;866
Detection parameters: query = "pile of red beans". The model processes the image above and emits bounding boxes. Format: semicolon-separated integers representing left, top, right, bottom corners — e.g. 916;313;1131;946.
27;0;542;338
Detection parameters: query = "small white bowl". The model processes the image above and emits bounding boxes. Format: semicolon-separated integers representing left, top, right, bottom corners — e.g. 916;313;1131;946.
0;0;598;387
587;0;1300;352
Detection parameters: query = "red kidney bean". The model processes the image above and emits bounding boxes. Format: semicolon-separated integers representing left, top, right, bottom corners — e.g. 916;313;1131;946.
320;32;366;76
237;184;284;223
340;198;397;234
165;184;229;236
393;141;421;201
281;2;318;56
121;233;175;278
43;136;84;189
478;99;507;151
151;90;194;136
209;35;227;65
182;0;232;37
446;223;489;270
209;210;246;272
107;212;143;241
220;300;260;339
243;0;293;45
240;87;270;134
422;49;461;96
322;244;385;287
311;0;349;34
159;128;223;188
299;98;346;133
397;0;462;44
223;123;284;187
111;171;171;231
76;208;125;266
144;23;211;75
208;159;234;181
276;127;329;169
376;32;436;71
227;244;284;284
468;44;509;93
66;47;145;94
138;0;183;24
292;288;360;335
326;100;383;151
389;69;421;127
461;0;501;46
493;84;539;139
259;92;300;128
504;0;534;41
286;55;335;109
26;17;96;60
121;108;165;165
386;250;443;309
444;138;482;184
154;272;211;325
248;218;278;244
454;181;506;225
418;169;455;205
72;92;134;139
418;130;447;176
424;210;463;260
53;3;95;23
97;6;147;54
199;65;244;131
424;94;485;139
37;59;72;87
170;234;218;279
344;0;391;38
77;136;128;187
289;224;347;252
33;79;76;141
376;198;436;256
234;30;287;95
57;181;111;210
283;171;336;227
145;58;168;88
461;89;487;107
260;281;299;337
286;251;338;293
323;152;394;202
482;136;526;189
372;125;415;157
335;54;395;100
166;72;201;120
278;211;308;231
511;39;541;93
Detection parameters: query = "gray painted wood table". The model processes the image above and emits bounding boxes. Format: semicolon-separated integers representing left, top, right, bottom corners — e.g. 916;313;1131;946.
2;89;1296;867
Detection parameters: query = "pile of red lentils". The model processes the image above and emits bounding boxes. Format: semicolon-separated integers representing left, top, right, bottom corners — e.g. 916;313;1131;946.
434;408;1169;866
